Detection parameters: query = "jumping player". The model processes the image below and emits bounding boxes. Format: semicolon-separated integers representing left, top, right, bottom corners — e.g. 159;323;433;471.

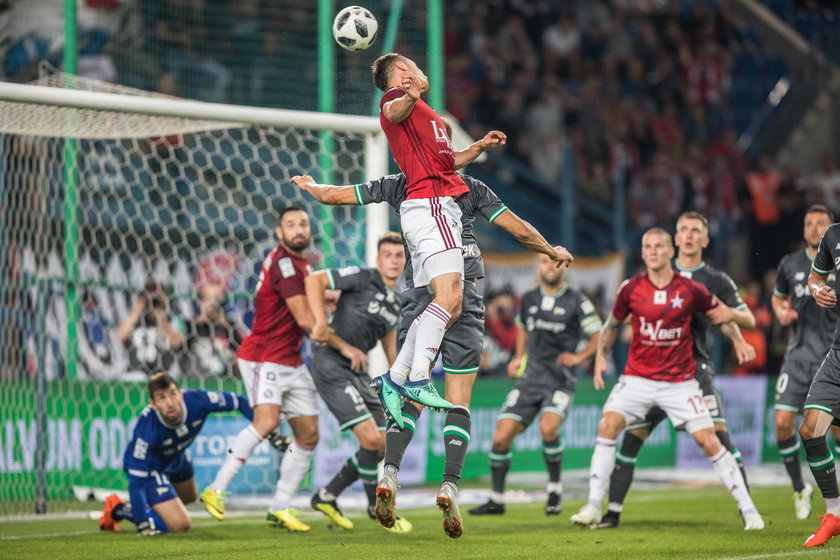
570;228;763;530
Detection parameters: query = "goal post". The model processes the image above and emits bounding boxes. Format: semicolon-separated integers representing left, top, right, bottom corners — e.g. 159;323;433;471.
0;74;389;514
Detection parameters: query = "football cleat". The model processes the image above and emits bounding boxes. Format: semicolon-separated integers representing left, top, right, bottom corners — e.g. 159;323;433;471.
468;500;505;516
436;481;463;539
311;492;353;530
794;483;814;520
804;513;840;547
742;511;765;531
200;487;227;521
367;506;413;533
99;494;124;532
398;379;452;412
545;491;562;515
266;508;311;532
593;510;621;530
267;432;293;454
375;470;398;528
371;372;405;428
570;504;601;527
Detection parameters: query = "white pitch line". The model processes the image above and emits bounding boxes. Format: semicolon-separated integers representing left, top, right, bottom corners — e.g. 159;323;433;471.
698;548;837;560
0;518;262;541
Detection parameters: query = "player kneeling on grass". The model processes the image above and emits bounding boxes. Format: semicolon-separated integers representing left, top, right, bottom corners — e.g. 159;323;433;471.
469;254;601;517
570;228;764;531
100;372;268;535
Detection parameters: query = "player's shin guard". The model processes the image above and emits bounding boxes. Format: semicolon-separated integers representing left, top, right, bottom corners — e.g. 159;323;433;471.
409;304;450;382
588;438;617;508
489;448;512;502
384;404;421;472
542;437;563;484
210;424;263;491
608;432;644;513
710;447;756;514
803;437;840;514
270;440;314;511
717;429;750;491
443;407;471;484
779;435;806;493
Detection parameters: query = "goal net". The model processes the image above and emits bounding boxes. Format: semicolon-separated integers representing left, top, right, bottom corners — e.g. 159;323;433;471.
0;73;387;515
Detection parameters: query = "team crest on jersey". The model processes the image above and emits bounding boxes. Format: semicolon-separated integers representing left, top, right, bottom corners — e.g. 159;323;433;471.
670;294;684;309
528;306;538;314
654;290;667;305
553;307;566;315
176;425;188;437
279;257;295;278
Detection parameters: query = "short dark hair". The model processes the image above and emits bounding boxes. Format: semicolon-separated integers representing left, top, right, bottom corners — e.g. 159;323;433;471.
371;53;405;91
278;205;306;225
148;371;177;398
806;204;835;222
377;232;404;250
676;211;709;233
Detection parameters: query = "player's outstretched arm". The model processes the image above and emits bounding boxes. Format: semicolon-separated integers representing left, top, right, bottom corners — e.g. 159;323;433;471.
809;269;837;308
492;210;574;266
304;271;333;342
594;315;620;390
454;130;507;170
719;322;757;365
558;331;600;368
291;175;358;206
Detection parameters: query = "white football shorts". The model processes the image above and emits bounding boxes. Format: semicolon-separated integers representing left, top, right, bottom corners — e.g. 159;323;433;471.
400;196;464;287
237;359;318;419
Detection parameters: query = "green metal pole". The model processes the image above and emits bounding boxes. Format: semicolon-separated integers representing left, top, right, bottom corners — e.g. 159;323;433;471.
370;0;404;116
63;0;79;379
318;0;335;267
427;0;444;112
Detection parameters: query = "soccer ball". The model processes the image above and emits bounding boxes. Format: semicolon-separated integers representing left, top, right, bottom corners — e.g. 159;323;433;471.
333;6;378;51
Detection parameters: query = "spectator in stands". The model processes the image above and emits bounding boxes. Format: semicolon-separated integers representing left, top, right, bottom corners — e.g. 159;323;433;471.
117;280;184;377
180;284;242;378
745;154;783;273
799;152;840;217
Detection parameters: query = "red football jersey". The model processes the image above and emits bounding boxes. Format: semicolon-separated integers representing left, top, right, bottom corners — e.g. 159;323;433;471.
237;244;311;366
379;87;469;200
612;272;716;382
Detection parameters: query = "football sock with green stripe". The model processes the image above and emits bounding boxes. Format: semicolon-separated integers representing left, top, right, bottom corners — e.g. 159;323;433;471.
542;437;563;484
778;435;805;493
607;432;643;512
803;437;839;502
443;406;471;484
716;429;750;492
384;404;421;471
489;447;512;501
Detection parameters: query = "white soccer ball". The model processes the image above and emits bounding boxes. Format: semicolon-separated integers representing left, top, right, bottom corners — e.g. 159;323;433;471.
333;6;378;51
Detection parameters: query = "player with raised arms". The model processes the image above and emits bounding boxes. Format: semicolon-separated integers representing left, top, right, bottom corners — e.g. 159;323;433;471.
594;211;757;529
570;228;764;530
772;205;840;520
468;254;602;517
98;372;256;535
292;120;570;538
305;232;412;533
800;220;840;547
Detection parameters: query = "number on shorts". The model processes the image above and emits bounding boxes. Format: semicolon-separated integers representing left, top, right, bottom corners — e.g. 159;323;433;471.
776;373;789;395
503;389;520;409
152;471;169;486
344;385;364;406
687;394;706;414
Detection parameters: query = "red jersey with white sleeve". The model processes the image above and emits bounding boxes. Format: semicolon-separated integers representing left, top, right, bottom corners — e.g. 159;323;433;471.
379;87;469;200
237;244;312;366
612;272;717;382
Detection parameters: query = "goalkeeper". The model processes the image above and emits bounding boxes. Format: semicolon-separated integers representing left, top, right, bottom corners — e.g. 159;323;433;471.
99;371;289;534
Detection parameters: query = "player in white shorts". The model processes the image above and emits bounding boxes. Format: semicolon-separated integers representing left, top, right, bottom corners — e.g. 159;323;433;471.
570;228;764;530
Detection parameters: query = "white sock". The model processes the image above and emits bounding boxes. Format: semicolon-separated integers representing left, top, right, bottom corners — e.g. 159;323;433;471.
710;447;756;513
491;491;505;504
608;502;623;513
210;424;263;491
390;317;420;386
270;440;314;511
408;303;450;382
588;437;616;508
546;482;563;495
825;497;840;516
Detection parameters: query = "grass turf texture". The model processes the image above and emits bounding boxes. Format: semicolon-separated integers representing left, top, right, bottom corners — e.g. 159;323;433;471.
1;487;838;560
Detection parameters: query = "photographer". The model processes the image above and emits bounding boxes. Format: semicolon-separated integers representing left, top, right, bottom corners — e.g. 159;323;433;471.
117;280;184;377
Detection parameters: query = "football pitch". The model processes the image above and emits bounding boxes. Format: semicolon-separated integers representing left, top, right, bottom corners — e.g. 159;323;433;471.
1;487;837;560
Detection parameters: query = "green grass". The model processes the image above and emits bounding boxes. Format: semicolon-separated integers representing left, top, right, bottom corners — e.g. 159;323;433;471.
1;487;837;560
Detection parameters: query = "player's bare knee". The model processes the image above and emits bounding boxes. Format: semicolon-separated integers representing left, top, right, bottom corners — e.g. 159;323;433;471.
799;421;816;440
169;518;191;533
492;431;515;452
694;429;722;456
252;417;279;437
358;429;380;451
598;414;623;439
775;413;795;439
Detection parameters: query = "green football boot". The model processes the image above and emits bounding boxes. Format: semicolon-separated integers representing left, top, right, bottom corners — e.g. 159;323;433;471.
398;378;452;411
371;372;405;428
